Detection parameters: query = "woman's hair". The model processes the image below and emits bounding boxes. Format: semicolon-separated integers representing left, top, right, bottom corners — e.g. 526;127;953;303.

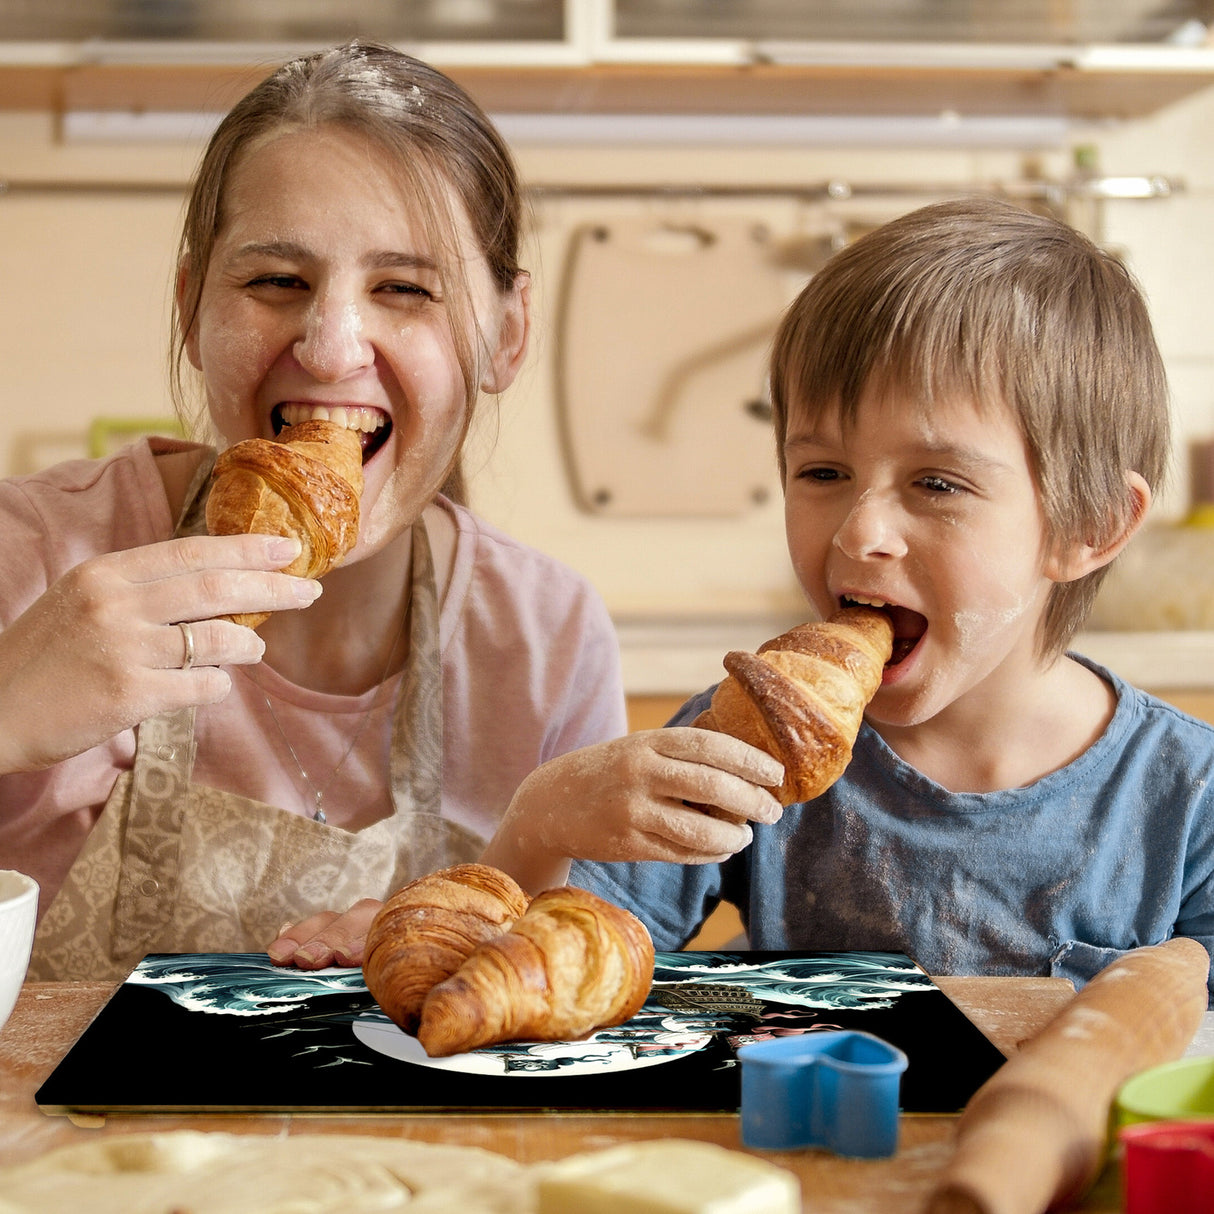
170;39;526;502
769;195;1170;658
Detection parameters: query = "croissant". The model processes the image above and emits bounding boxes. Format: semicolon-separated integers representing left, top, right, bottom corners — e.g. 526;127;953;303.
363;863;530;1035
416;885;655;1058
205;419;364;628
694;605;893;805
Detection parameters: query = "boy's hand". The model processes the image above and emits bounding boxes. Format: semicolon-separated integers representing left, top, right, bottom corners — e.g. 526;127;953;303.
266;897;383;969
483;728;785;893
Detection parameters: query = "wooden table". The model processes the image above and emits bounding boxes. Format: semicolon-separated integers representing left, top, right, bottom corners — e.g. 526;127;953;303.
0;975;1129;1211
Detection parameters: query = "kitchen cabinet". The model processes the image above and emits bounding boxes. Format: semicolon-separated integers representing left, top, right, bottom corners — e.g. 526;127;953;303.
3;0;1214;122
8;0;1212;47
615;1;1207;43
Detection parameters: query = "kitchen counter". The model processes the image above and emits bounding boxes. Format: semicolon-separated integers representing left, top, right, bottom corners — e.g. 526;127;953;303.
4;975;1210;1211
616;618;1214;696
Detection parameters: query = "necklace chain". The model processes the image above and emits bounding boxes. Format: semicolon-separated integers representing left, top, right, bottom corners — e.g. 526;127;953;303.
259;604;409;824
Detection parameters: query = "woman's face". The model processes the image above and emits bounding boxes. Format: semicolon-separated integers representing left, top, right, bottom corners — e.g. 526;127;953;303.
184;123;526;558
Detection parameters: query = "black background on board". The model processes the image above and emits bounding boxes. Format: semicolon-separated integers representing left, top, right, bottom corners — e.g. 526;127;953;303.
36;952;1006;1114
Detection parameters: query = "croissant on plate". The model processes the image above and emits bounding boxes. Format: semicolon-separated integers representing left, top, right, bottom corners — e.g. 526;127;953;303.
416;885;655;1058
694;605;893;805
363;864;530;1035
205;418;364;628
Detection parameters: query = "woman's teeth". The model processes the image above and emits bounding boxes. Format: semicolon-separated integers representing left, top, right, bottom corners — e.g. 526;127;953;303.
278;402;385;434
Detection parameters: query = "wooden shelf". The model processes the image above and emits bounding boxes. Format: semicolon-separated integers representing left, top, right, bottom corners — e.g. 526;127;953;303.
450;61;1214;122
0;58;1212;121
0;62;268;112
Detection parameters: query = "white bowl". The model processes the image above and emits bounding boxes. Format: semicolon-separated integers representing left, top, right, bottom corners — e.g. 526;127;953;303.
0;870;38;1037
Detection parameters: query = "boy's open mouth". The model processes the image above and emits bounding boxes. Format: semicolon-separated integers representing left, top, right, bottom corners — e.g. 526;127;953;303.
841;595;926;665
273;403;392;463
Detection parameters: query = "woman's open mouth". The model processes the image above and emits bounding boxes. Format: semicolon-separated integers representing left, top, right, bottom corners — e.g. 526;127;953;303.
841;595;927;665
273;403;392;463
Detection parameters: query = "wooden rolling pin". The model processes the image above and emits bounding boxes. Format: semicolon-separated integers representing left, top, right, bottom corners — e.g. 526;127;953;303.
924;937;1210;1214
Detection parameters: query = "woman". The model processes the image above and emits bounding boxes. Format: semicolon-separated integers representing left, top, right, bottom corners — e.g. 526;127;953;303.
3;41;625;980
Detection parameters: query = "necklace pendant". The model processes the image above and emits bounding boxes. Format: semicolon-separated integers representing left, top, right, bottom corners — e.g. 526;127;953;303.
257;595;407;831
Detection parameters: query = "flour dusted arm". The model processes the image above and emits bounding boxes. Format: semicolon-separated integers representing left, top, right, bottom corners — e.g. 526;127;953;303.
481;727;785;896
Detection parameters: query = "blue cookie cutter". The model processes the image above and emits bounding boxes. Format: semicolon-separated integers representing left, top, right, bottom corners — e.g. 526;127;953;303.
737;1030;908;1158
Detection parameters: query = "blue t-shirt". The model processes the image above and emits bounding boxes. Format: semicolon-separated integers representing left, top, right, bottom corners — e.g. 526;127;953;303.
574;656;1214;997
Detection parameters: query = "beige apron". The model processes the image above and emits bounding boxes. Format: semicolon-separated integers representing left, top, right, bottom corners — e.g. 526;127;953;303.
30;457;479;981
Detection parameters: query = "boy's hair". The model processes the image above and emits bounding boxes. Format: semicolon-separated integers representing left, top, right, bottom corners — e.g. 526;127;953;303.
769;195;1170;659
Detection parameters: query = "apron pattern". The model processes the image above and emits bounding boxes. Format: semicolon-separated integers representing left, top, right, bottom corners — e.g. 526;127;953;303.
30;457;472;981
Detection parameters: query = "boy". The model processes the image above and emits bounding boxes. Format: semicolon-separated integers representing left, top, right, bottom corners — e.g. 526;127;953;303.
484;196;1214;994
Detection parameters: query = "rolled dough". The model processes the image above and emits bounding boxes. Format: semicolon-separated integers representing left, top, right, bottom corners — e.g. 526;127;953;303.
0;1132;801;1214
0;1131;530;1213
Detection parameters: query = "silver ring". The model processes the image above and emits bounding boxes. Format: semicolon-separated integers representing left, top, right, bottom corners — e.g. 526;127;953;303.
178;621;196;671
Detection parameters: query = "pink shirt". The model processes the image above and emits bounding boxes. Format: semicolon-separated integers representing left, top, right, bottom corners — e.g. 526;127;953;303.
0;439;627;914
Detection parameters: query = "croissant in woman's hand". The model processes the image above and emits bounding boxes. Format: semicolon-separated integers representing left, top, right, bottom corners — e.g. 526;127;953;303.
363;863;530;1035
416;885;655;1058
205;418;364;628
694;605;893;805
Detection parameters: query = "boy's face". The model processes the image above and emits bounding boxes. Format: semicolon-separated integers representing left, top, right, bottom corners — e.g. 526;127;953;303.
782;383;1068;729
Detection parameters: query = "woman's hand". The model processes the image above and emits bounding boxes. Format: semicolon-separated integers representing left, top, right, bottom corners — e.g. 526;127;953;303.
267;898;383;969
0;533;321;774
481;728;785;894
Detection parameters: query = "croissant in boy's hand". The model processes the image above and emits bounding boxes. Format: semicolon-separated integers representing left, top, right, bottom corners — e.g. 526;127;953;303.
362;864;655;1057
694;605;893;805
205;418;364;628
